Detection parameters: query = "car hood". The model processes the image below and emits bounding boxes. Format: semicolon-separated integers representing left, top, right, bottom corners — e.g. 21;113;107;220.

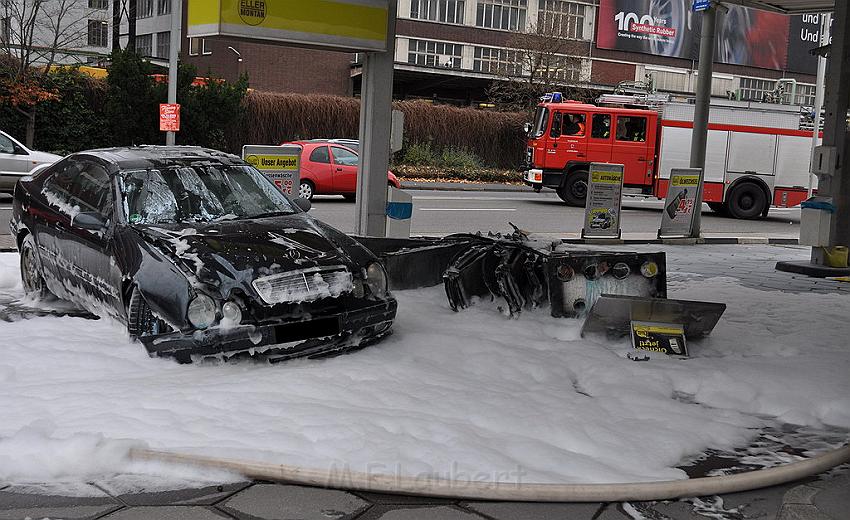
28;150;63;164
134;214;372;298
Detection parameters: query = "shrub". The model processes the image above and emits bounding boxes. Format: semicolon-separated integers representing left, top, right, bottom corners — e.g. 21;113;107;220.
401;142;436;166
439;147;481;169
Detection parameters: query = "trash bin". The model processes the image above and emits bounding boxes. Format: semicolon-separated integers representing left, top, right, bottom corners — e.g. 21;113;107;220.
386;186;413;239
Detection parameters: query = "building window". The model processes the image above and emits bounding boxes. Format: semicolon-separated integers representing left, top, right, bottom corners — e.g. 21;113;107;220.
136;33;153;56
545;55;581;83
476;0;527;31
473;46;522;76
410;0;465;24
156;31;170;58
794;83;816;106
136;0;153;19
538;0;584;39
88;0;108;9
407;39;462;69
157;0;171;15
189;37;212;56
87;19;108;47
738;77;776;102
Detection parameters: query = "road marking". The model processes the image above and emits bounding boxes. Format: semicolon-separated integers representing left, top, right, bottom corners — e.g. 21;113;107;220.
418;208;517;212
413;195;544;201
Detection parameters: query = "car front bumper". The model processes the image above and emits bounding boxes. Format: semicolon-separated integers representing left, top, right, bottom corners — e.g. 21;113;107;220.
139;298;398;362
523;169;543;186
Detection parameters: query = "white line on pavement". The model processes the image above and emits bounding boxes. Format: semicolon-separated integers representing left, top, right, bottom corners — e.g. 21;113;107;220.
418;208;518;212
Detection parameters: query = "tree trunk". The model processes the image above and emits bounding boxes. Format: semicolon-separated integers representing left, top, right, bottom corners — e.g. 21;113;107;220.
128;0;137;52
112;0;122;51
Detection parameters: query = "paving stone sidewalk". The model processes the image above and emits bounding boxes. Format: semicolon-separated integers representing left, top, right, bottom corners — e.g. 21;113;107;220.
1;468;847;520
0;244;847;520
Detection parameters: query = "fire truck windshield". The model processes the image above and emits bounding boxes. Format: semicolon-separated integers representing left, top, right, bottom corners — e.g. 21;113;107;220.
531;106;549;138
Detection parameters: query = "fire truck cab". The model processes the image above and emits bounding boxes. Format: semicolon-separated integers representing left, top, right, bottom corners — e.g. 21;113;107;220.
523;92;817;219
524;94;658;206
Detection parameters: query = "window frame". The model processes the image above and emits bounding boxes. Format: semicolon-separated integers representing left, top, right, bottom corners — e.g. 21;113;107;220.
330;146;359;167
44;158;116;221
309;145;331;164
87;19;108;48
590;113;611;140
614;115;648;143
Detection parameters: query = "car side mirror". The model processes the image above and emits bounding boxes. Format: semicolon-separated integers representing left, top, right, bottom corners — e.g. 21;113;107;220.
294;197;311;212
523;122;532;134
73;211;109;232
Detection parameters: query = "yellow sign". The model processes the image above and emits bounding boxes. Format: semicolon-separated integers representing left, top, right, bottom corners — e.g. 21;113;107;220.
188;0;389;52
245;154;299;171
670;174;700;187
591;170;623;184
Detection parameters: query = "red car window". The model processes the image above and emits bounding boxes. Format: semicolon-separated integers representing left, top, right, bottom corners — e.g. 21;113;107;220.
331;146;359;166
310;146;330;164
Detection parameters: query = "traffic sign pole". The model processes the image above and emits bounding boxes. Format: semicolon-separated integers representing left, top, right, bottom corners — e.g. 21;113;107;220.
165;0;181;146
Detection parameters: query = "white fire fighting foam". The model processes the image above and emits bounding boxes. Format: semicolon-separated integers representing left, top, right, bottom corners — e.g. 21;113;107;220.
0;249;848;494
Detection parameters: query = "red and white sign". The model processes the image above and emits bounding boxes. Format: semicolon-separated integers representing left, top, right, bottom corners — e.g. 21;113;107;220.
159;103;180;132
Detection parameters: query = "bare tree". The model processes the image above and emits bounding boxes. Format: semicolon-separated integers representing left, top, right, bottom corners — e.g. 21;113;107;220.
0;0;101;146
487;20;591;111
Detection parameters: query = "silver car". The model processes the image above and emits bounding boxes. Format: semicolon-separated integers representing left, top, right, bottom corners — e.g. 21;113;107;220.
0;130;62;193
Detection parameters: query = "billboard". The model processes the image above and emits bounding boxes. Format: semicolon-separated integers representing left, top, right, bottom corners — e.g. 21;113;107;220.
597;0;825;74
188;0;389;52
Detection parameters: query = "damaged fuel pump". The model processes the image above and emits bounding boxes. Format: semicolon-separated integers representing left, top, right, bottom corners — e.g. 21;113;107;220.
441;229;666;319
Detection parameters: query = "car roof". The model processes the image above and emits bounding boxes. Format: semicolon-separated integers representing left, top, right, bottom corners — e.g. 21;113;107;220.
286;141;358;153
76;146;244;172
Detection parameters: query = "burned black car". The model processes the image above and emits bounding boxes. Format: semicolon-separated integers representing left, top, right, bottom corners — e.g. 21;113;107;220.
9;146;397;362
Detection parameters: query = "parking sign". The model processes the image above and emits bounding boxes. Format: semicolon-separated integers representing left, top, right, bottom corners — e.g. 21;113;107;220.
159;103;180;132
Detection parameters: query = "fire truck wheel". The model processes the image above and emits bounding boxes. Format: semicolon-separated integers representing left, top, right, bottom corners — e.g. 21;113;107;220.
557;170;589;206
727;182;767;220
707;202;728;215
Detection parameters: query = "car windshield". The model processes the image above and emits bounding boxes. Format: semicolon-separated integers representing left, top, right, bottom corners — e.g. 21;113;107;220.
120;164;296;224
531;106;549;138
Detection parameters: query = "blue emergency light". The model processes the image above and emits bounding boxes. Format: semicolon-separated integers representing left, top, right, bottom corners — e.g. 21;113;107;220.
541;92;564;103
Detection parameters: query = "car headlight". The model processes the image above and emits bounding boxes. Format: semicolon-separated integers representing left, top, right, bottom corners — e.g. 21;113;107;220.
221;301;243;325
187;294;217;329
365;262;388;298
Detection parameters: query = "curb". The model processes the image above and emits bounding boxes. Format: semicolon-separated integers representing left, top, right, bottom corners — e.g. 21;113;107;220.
400;181;531;193
559;237;799;246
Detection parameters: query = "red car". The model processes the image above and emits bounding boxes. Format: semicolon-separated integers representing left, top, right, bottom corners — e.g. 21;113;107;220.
284;141;400;201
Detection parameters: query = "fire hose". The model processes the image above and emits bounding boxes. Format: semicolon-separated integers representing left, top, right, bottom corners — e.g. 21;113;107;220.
129;443;850;502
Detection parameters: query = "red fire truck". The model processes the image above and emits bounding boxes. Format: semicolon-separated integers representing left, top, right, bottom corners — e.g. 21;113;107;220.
522;92;817;219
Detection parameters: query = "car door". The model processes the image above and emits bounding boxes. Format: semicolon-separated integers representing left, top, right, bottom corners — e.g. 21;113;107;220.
545;111;588;170
330;146;359;193
613;114;652;186
0;132;30;177
305;145;334;193
42;157;123;314
587;113;613;163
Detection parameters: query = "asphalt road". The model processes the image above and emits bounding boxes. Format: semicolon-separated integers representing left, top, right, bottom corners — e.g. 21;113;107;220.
309;189;802;238
0;190;801;238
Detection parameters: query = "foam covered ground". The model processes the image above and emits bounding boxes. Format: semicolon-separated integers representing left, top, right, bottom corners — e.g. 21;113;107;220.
0;251;848;491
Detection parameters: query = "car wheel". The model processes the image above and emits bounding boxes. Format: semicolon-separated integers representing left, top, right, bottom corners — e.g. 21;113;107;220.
557;170;589;207
299;180;315;201
19;234;50;299
343;193;356;202
127;286;170;341
727;182;767;220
